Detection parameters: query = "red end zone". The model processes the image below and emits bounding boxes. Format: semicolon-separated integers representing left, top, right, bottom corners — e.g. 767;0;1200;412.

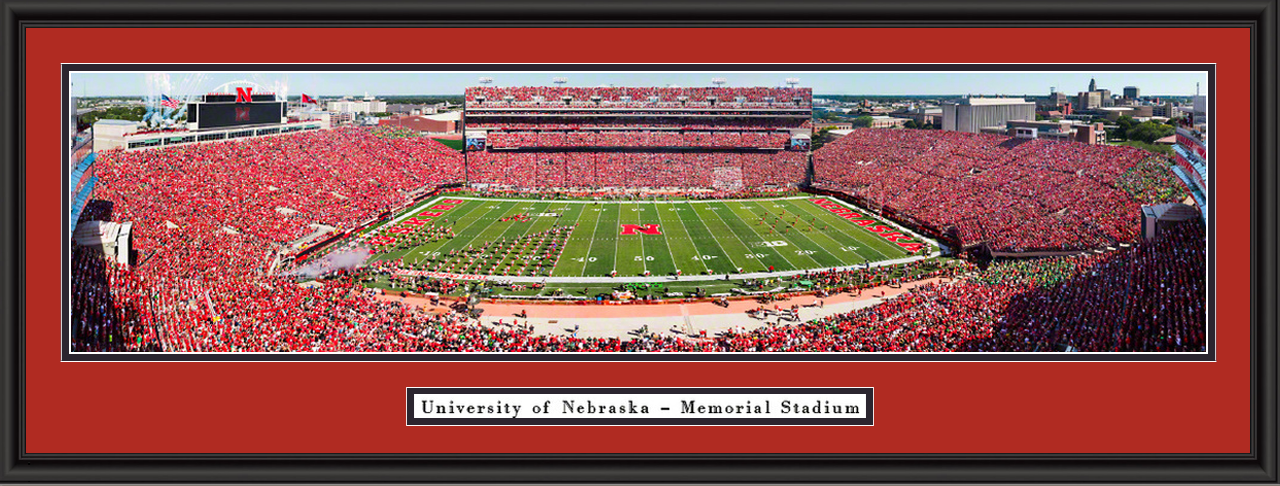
810;198;925;252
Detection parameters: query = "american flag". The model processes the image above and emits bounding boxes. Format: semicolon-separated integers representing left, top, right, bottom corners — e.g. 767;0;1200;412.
160;94;181;110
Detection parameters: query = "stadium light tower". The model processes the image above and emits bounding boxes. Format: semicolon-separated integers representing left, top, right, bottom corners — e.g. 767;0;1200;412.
711;77;727;87
553;77;568;87
785;78;800;87
478;76;494;86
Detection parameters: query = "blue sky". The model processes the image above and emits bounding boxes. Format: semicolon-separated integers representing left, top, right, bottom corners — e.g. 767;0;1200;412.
69;70;1209;97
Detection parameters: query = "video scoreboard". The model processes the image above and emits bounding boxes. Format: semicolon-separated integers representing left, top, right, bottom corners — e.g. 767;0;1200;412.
187;90;286;130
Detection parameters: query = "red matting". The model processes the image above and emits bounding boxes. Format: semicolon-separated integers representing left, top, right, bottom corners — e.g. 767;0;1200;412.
24;28;1250;454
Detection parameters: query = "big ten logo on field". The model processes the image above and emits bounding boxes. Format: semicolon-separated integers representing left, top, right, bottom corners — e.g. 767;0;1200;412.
620;224;662;235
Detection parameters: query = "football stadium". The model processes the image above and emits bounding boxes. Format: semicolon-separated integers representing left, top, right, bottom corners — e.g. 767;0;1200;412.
67;74;1209;354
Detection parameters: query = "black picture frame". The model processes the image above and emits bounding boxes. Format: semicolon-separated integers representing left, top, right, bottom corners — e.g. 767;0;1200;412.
2;0;1276;483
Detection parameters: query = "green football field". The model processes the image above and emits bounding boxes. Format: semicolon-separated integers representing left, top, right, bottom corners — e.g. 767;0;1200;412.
361;195;930;279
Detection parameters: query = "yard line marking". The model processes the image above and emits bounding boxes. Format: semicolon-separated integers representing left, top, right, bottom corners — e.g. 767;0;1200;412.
783;198;892;263
716;201;810;270
661;201;710;275
757;200;860;267
788;197;911;262
549;203;591;276
548;201;593;277
494;202;554;276
446;202;519;258
578;202;606;277
369;197;491;264
685;202;744;272
611;203;622;275
737;202;824;269
637;208;648;275
650;202;679;277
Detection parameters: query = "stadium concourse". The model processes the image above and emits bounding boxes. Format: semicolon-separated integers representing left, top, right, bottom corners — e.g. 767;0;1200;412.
69;85;1206;353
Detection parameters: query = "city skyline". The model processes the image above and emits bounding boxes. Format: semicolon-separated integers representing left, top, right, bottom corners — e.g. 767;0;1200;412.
69;71;1209;98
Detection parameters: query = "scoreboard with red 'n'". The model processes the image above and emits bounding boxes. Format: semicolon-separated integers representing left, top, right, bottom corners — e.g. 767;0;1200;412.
186;88;286;130
187;101;286;129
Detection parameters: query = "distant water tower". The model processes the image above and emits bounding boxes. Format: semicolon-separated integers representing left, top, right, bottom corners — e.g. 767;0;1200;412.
478;76;493;86
785;77;800;87
711;77;727;87
553;77;568;87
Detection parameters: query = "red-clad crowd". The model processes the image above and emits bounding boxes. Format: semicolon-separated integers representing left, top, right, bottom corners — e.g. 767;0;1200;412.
464;86;809;190
73;128;467;352
73;201;1203;353
90;128;463;245
466;86;812;108
486;131;790;149
71;117;1203;354
813;129;1190;252
467;151;807;189
715;221;1205;352
470;110;809;116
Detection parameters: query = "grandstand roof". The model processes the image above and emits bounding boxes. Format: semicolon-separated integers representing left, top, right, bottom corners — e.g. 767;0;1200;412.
954;98;1031;106
423;112;461;122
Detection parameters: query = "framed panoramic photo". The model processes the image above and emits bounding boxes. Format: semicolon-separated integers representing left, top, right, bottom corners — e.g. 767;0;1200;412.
2;0;1276;483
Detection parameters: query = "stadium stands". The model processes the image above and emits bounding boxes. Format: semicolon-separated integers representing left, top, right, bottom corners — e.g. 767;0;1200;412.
72;219;1203;352
486;131;790;149
71;128;465;352
69;87;1205;355
716;220;1205;352
466;119;811;130
466;86;811;189
813;129;1190;252
466;86;812;109
467;151;807;189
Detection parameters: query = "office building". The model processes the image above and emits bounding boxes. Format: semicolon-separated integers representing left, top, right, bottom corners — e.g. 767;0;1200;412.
941;98;1035;134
